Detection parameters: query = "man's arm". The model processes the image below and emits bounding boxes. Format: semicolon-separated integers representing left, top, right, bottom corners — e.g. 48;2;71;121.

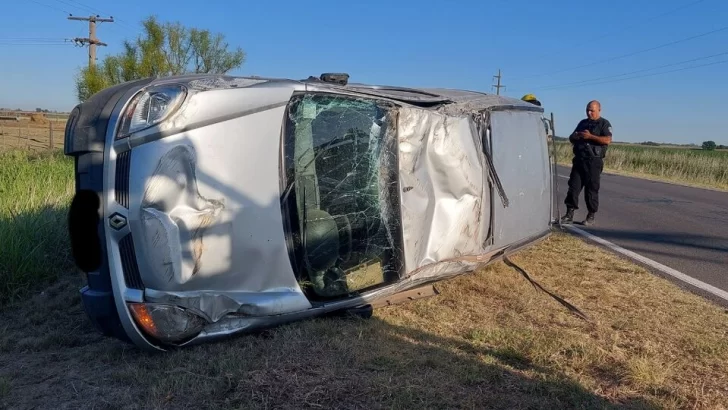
568;120;585;143
569;131;581;144
583;132;612;145
582;120;612;145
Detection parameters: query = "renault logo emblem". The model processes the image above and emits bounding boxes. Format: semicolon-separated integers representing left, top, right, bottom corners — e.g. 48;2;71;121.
109;213;128;230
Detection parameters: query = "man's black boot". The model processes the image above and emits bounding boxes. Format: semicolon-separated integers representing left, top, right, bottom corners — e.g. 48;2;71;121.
583;212;595;226
561;208;574;224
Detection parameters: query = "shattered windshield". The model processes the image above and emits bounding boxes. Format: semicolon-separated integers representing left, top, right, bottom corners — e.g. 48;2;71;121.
281;93;403;299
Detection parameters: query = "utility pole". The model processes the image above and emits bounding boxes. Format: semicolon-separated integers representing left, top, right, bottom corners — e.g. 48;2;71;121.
68;14;114;69
492;69;506;95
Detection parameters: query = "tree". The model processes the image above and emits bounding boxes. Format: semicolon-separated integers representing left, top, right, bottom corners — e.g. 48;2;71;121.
75;16;246;102
702;140;717;151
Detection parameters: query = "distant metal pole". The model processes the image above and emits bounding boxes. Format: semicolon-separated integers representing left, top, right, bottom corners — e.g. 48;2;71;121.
492;69;506;95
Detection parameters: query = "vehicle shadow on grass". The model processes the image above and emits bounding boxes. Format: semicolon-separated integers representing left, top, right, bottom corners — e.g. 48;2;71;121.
0;275;660;410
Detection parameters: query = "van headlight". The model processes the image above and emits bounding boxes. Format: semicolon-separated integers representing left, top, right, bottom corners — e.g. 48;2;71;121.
128;302;206;344
116;84;187;140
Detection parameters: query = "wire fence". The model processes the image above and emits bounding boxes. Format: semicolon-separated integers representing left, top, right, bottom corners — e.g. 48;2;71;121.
0;115;67;153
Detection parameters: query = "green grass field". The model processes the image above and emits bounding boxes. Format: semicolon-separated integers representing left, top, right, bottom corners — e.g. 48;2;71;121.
554;142;728;191
0;149;75;305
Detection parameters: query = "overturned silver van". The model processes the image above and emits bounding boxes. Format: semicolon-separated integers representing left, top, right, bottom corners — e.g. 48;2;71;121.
65;73;556;351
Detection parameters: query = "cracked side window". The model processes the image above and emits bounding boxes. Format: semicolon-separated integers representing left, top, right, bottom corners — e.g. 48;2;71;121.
281;93;403;299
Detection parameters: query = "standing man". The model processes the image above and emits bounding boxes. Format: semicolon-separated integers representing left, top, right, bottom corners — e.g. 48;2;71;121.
561;100;612;226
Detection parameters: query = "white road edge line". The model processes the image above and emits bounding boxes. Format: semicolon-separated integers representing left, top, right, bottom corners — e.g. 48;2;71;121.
564;224;728;302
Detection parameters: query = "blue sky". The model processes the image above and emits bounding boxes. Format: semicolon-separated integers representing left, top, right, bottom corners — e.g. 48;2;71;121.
1;0;727;145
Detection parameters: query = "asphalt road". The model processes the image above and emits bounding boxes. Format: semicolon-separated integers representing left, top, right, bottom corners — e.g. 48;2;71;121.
554;165;728;296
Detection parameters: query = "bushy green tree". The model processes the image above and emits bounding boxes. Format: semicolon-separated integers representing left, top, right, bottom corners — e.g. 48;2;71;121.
75;16;246;102
702;140;717;151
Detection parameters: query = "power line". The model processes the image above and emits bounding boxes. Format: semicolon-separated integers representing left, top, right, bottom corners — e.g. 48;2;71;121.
55;0;98;15
533;50;728;91
0;37;73;45
28;0;70;14
0;43;71;46
518;22;728;81
66;0;100;11
532;58;728;91
0;37;71;41
60;0;137;31
0;42;74;46
525;0;708;64
594;0;707;42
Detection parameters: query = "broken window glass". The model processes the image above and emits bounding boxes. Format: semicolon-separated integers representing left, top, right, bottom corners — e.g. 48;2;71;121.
281;93;403;299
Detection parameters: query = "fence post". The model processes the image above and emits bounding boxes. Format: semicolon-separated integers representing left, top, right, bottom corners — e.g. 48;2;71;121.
49;120;54;149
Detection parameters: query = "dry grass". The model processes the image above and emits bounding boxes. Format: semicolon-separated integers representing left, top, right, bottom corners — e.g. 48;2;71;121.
0;119;66;153
1;232;727;409
555;142;728;192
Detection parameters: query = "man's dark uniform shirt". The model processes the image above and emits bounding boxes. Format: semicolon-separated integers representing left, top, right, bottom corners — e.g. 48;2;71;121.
563;115;613;218
572;117;612;158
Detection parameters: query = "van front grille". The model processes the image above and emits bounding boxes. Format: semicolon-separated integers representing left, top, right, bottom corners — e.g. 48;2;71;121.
115;151;131;208
119;233;144;290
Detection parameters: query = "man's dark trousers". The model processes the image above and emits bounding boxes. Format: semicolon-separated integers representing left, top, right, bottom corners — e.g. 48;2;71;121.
565;156;604;213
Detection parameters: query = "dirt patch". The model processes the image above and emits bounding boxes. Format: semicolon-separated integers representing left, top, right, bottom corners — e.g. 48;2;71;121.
0;122;66;153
